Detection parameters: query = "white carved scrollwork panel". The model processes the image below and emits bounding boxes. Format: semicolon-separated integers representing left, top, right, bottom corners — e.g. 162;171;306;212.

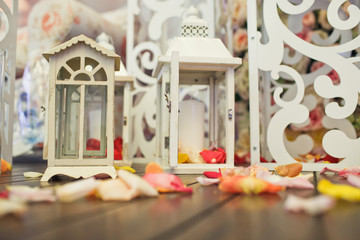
249;0;360;170
126;0;217;162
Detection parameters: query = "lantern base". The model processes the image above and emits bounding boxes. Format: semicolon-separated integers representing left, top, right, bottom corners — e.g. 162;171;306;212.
40;166;117;181
114;160;133;167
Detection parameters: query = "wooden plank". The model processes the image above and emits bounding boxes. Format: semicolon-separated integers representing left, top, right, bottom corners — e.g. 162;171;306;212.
0;182;232;240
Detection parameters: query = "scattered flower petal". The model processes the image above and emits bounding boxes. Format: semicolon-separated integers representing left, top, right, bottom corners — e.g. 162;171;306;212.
222;166;250;177
143;173;193;193
203;168;222;178
274;163;303;177
320;167;340;175
321;166;360;178
1;158;12;173
219;176;284;194
256;170;314;189
145;162;163;174
178;153;190;164
0;200;27;218
249;164;269;177
318;179;360;202
23;172;43;178
96;179;135;201
284;194;335;215
338;167;360;178
117;170;158;197
347;174;360;188
0;190;9;199
196;176;220;186
200;148;226;164
56;177;100;203
115;166;136;173
7;185;56;202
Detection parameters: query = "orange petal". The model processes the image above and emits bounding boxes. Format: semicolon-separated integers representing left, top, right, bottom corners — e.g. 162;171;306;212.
1;158;12;174
274;163;303;177
145;162;163;174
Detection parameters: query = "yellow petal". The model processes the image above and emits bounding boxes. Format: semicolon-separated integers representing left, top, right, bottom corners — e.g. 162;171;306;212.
178;153;189;164
318;179;360;202
114;165;136;173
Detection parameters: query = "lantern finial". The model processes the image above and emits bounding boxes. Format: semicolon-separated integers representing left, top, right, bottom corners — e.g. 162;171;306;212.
181;6;208;38
96;32;115;52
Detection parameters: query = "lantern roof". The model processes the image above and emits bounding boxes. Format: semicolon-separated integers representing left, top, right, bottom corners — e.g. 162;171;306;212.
153;37;242;77
153;6;241;77
115;61;134;83
43;34;121;71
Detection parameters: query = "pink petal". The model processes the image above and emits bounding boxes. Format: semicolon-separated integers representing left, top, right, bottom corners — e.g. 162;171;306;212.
320;167;340;174
321;166;360;178
196;176;220;186
143;173;192;193
256;170;314;189
339;167;360;177
8;186;56;202
347;174;360;188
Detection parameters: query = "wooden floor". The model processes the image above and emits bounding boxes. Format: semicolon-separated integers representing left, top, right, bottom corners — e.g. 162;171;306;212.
2;156;360;240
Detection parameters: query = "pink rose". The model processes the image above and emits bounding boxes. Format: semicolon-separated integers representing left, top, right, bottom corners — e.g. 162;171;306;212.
291;105;324;131
233;28;248;53
311;62;340;85
302;12;316;30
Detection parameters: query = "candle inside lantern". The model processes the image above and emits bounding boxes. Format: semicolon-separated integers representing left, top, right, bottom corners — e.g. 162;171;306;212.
178;100;205;163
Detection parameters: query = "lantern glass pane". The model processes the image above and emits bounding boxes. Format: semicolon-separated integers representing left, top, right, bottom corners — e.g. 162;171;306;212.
55;85;80;158
66;57;81;72
74;73;91;81
215;76;227;155
83;85;107;158
94;67;107;81
84;57;99;73
3;101;8;144
178;73;210;164
57;67;71;80
114;85;124;139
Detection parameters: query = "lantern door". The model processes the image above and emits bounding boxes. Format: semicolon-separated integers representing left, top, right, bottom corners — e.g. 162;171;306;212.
164;54;234;172
52;53;113;166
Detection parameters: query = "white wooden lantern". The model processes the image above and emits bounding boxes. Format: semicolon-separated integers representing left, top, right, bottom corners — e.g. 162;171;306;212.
153;7;241;174
0;0;17;172
96;33;134;167
41;35;120;181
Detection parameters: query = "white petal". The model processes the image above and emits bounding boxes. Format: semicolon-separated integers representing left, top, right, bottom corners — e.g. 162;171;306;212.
56;177;100;203
117;170;158;197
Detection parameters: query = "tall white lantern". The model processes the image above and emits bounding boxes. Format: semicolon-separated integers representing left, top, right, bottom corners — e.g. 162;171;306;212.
153;7;241;174
41;35;119;181
0;0;17;173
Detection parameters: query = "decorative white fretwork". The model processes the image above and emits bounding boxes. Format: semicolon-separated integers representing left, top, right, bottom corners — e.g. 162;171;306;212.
248;0;360;170
126;0;218;162
0;0;17;170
